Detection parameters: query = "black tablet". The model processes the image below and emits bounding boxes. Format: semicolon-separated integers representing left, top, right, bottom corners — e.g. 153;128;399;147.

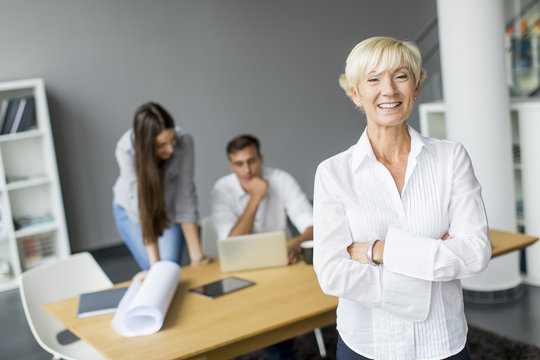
189;276;255;298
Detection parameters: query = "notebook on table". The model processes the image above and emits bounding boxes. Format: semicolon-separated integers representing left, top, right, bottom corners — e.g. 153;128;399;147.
77;287;128;318
218;231;288;272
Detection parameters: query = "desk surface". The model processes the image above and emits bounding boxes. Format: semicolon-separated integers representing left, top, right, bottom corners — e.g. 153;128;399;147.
44;229;537;359
43;261;337;360
489;229;538;258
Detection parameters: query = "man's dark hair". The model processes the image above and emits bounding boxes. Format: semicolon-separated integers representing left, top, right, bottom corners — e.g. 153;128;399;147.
226;134;260;157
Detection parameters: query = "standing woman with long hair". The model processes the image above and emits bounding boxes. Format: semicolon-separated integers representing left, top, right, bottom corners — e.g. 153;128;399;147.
113;102;211;276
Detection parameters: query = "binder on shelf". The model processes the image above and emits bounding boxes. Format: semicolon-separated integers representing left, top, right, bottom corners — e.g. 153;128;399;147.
0;100;8;129
9;98;27;134
0;99;20;134
17;97;36;132
0;96;36;134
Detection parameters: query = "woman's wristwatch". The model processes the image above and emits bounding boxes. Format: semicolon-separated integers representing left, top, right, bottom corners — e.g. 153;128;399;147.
366;240;378;266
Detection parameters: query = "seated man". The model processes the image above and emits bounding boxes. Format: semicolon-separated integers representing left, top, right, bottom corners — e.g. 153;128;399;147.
211;134;313;360
211;134;313;264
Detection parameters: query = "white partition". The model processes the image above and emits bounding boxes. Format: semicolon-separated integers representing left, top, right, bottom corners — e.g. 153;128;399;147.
515;100;540;286
419;99;540;288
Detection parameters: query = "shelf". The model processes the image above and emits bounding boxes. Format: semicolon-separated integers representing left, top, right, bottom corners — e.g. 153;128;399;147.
0;78;69;292
14;221;57;238
23;254;58;271
6;176;50;191
0;278;17;292
0;129;41;143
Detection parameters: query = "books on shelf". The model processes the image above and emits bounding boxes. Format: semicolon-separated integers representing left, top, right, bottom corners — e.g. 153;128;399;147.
0;96;36;135
20;234;56;269
6;174;48;185
14;212;54;231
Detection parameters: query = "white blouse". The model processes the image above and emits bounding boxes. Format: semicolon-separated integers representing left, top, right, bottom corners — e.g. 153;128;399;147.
313;126;491;360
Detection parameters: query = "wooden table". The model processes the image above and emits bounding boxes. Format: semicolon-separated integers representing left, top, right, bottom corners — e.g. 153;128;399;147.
43;261;338;360
489;229;538;258
43;230;536;360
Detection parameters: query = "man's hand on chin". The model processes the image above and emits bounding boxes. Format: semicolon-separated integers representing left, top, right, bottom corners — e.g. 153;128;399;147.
241;176;268;200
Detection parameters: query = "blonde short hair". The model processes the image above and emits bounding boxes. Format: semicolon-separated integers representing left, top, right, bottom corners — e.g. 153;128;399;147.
339;36;427;101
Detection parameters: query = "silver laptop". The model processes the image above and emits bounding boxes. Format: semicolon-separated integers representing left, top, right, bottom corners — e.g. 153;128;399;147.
218;231;288;273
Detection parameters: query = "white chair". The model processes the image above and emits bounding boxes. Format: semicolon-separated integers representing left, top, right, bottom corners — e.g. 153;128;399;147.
200;216;219;259
19;252;111;360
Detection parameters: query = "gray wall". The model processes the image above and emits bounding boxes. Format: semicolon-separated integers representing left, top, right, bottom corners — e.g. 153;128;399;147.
0;0;438;251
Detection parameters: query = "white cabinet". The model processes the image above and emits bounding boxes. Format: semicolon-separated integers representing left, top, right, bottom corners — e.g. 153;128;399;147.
511;100;540;286
419;99;540;286
0;78;70;291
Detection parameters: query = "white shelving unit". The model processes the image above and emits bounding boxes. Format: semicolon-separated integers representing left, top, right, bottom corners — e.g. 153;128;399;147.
0;78;70;291
511;100;540;286
419;98;540;286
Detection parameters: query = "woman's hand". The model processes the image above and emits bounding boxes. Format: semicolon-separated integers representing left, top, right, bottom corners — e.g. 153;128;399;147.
347;242;369;263
347;240;384;264
442;233;452;240
191;254;213;266
134;270;149;281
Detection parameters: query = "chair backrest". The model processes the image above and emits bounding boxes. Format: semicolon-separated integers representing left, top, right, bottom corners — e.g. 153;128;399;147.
200;216;219;259
19;252;112;360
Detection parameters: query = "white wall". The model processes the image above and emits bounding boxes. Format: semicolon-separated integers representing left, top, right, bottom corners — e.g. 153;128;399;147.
0;0;438;251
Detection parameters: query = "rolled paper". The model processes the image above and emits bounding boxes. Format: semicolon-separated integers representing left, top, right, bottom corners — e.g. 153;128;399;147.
111;261;181;337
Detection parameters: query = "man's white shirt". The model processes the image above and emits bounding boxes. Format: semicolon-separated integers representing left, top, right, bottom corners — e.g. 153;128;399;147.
211;167;313;240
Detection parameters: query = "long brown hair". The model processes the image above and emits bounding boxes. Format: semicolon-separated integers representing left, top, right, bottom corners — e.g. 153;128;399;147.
133;102;175;244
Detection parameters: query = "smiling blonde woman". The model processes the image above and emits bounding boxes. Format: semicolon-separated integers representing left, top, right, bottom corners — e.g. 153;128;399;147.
313;37;491;360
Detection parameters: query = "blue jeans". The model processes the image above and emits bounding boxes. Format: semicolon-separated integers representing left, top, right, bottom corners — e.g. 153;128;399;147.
337;333;471;360
113;202;185;270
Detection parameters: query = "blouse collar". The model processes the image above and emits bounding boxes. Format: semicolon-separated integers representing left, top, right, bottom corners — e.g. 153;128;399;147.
351;124;427;172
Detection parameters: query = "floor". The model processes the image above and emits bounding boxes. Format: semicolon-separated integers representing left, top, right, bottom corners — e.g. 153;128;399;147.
2;245;540;360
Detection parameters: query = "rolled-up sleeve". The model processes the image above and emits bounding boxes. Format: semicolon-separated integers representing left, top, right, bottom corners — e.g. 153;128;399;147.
210;182;238;240
281;171;313;234
114;137;137;200
172;133;199;224
313;161;382;305
384;143;491;282
113;131;140;222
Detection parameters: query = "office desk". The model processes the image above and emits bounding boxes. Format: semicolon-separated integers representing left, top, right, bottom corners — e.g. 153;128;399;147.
43;261;338;360
489;229;538;258
43;230;536;359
